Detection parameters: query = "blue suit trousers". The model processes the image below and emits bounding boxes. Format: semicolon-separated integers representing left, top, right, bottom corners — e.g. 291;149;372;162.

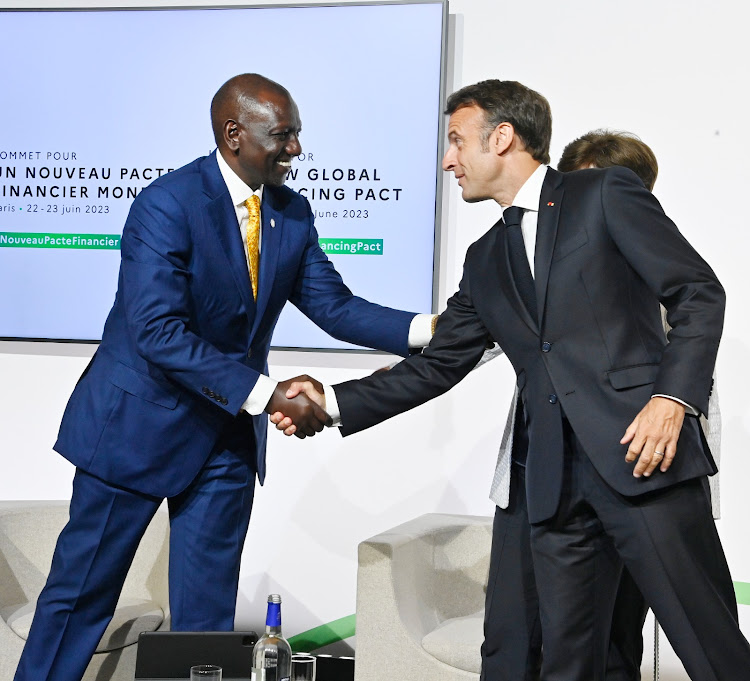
15;440;256;681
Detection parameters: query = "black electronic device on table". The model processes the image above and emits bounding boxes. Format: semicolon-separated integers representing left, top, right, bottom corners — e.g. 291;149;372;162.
134;631;258;680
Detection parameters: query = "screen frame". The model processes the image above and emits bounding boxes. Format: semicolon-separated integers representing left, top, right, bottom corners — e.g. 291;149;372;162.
0;0;449;350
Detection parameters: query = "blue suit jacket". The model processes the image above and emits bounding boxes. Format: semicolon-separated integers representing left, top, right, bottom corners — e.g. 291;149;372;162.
55;152;416;497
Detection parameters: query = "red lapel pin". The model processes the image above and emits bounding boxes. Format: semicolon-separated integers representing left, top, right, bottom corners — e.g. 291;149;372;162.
547;202;555;206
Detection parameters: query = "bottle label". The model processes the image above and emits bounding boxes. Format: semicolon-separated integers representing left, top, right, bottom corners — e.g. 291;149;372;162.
266;601;281;627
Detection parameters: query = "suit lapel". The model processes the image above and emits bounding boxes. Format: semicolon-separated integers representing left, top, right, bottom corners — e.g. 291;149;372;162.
202;153;256;328
250;186;285;338
534;168;564;330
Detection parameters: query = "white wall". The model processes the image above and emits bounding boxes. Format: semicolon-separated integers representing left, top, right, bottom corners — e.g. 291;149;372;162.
2;0;749;674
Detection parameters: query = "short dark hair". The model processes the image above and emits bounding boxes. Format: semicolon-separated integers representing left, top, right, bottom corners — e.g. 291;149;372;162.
445;80;552;164
558;129;658;191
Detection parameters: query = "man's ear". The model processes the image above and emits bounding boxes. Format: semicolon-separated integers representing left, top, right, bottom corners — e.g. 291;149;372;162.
224;119;240;152
491;121;515;155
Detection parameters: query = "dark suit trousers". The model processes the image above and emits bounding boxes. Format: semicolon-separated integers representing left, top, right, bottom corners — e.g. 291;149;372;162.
606;569;649;681
483;466;655;681
531;419;749;681
14;428;256;681
481;464;543;681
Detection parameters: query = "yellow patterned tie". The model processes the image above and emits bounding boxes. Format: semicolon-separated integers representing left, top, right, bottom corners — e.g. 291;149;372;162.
244;195;261;300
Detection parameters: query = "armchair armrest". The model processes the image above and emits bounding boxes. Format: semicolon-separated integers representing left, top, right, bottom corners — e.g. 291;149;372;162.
355;513;492;681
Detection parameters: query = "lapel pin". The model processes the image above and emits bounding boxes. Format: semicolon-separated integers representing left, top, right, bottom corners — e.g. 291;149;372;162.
547;202;555;207
270;218;276;228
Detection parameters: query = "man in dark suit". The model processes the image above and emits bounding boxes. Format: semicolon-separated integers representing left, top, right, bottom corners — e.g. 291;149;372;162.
479;129;688;681
279;80;750;679
14;73;434;681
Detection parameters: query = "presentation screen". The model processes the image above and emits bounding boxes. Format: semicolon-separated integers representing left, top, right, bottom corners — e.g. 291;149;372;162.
0;1;446;349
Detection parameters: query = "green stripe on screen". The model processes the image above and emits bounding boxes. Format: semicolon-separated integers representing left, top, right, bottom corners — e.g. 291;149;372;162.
288;614;356;652
735;581;750;606
288;583;750;652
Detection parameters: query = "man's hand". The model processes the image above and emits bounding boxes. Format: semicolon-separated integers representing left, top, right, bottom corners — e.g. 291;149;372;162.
265;375;330;439
620;396;686;477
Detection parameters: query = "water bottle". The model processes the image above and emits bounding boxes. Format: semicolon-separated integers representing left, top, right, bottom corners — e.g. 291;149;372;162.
251;594;292;681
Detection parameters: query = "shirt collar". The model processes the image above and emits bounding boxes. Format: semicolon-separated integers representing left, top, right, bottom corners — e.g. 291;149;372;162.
216;148;263;208
507;164;548;213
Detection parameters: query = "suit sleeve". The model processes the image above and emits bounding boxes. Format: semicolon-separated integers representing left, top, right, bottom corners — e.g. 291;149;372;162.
120;185;259;415
335;254;490;435
288;201;417;357
601;167;724;415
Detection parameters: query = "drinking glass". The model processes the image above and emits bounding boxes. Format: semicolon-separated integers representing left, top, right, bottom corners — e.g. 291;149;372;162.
291;653;316;681
190;664;222;680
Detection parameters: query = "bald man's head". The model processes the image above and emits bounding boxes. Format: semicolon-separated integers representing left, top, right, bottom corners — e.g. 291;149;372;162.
211;74;302;190
211;74;290;146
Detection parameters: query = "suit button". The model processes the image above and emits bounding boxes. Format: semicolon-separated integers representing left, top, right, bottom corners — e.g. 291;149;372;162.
548;394;558;404
221;397;228;405
247;348;252;359
541;341;552;353
202;387;210;395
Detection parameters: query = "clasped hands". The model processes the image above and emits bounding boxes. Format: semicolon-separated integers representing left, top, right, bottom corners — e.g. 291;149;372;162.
265;375;327;438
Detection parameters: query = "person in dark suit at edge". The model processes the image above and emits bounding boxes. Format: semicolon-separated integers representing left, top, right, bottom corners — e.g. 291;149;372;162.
275;81;750;680
14;73;437;681
476;129;723;681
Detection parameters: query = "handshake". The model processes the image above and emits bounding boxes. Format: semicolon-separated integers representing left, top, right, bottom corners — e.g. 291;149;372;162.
264;375;329;438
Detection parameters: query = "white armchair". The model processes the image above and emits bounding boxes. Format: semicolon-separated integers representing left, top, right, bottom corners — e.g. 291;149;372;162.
0;501;170;681
355;513;493;681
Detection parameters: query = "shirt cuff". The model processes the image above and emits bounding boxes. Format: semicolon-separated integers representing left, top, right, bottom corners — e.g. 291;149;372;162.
242;374;277;415
324;384;342;427
651;394;699;417
408;313;437;348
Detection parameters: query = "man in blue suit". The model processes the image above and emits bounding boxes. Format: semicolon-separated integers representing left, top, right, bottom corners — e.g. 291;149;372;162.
14;73;433;681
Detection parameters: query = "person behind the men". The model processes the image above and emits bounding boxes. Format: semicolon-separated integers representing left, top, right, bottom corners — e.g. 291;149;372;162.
13;73;436;681
558;129;658;190
277;80;750;680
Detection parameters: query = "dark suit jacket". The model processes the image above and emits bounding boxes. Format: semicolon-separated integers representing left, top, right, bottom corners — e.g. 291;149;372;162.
54;152;416;498
335;166;723;523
